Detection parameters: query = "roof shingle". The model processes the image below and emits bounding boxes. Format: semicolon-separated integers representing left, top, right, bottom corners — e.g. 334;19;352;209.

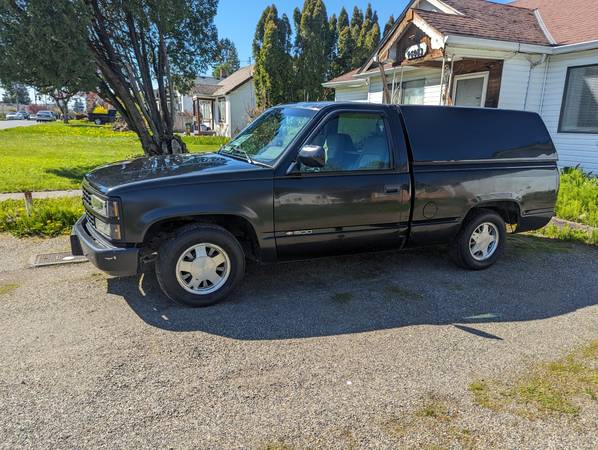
191;65;254;98
418;0;550;45
511;0;598;44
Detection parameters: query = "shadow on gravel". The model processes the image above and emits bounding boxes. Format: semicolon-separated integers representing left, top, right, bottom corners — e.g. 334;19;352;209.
107;236;598;340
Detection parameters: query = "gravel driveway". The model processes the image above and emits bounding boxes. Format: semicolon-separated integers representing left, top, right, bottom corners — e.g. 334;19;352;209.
0;233;596;449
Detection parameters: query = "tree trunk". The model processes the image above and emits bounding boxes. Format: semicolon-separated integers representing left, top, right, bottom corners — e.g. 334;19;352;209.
87;2;188;157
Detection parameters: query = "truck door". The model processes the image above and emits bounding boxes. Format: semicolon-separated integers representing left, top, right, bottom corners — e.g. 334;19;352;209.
274;109;411;259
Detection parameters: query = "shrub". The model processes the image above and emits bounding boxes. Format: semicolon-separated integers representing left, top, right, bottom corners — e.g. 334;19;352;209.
0;197;83;237
557;168;598;227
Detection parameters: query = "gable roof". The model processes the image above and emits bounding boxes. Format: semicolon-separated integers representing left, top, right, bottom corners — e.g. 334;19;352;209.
511;0;598;44
192;65;254;98
419;0;550;45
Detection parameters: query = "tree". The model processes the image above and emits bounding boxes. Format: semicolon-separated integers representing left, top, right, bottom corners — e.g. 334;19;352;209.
1;83;31;105
85;0;219;155
294;0;331;101
0;0;218;154
330;7;353;79
253;5;293;108
384;15;395;37
351;3;380;69
0;1;96;122
212;38;240;79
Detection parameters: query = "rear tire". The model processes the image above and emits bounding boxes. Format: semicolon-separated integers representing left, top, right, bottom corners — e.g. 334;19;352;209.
156;224;245;307
450;209;506;270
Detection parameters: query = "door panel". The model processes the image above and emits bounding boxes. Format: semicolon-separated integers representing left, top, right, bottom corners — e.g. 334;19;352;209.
273;110;410;259
274;172;410;258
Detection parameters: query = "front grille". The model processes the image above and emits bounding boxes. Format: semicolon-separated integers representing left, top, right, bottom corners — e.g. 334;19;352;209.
85;211;96;228
82;185;97;233
82;186;92;210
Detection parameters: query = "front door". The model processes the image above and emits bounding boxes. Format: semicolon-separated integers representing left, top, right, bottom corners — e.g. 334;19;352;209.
453;72;489;107
274;111;410;259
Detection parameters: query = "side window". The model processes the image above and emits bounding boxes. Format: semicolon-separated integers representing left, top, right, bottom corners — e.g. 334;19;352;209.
302;112;391;172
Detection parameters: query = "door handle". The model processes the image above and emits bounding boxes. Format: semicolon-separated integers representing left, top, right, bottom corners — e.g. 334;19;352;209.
384;184;400;194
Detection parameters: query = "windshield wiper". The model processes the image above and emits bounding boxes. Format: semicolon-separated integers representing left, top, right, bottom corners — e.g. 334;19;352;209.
219;143;271;168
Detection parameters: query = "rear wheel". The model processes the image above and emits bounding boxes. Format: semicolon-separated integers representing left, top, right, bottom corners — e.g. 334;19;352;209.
450;209;506;270
156;224;245;306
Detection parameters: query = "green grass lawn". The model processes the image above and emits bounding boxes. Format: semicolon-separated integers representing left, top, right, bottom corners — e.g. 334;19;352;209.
0;121;226;193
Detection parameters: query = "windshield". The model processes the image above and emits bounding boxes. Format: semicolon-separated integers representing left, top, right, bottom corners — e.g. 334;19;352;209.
220;107;315;165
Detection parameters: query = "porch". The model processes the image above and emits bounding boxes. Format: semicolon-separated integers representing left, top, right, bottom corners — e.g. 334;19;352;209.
382;56;504;108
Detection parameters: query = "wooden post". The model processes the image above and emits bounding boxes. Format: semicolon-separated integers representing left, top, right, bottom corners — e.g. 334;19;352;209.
24;191;33;216
378;63;392;104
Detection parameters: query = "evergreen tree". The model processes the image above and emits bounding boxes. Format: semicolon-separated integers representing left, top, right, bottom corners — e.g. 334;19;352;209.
1;83;31;104
212;38;240;79
351;3;380;69
253;5;292;108
0;0;219;152
384;15;395;37
330;7;353;78
350;6;363;32
294;0;331;101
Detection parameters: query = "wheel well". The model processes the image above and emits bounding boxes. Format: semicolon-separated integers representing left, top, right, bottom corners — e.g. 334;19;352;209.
465;202;521;227
143;215;260;261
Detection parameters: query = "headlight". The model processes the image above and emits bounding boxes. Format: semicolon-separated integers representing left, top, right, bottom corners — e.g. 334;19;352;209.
90;194;120;219
94;217;122;240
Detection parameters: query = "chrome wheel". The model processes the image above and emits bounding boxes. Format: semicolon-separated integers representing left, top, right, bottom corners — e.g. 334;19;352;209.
175;243;230;295
469;222;499;261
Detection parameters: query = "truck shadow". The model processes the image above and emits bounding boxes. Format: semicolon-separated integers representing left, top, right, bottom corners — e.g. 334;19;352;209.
107;236;598;340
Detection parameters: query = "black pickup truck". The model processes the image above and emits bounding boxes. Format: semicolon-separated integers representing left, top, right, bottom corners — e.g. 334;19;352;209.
71;103;559;306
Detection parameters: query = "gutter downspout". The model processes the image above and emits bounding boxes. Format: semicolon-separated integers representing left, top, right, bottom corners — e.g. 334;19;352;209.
523;54;547;111
539;55;551;115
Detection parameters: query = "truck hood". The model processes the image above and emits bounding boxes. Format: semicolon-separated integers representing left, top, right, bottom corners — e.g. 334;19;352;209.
85;152;268;194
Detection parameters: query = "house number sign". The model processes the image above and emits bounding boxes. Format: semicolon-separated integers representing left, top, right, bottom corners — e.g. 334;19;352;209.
405;42;428;60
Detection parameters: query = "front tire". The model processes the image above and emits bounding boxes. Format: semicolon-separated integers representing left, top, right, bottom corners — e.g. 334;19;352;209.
156;224;245;306
450;209;506;270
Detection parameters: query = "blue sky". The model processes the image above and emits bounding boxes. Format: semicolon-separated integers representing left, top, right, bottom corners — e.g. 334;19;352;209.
214;0;511;69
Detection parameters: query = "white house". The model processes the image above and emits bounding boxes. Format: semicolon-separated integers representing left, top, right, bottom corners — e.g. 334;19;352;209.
191;65;256;137
323;0;598;173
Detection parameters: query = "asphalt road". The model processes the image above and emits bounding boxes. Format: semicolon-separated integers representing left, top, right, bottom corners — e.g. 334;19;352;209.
0;233;596;449
0;119;40;130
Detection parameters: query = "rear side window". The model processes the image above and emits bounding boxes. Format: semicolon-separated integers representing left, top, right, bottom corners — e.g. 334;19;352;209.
303;112;391;172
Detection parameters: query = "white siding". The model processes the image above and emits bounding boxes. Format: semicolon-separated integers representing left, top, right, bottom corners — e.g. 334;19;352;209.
226;79;256;137
540;50;598;173
331;46;598;172
335;86;368;102
364;68;442;105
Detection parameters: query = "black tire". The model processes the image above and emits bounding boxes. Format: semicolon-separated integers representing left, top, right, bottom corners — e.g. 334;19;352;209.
155;224;245;307
450;209;506;270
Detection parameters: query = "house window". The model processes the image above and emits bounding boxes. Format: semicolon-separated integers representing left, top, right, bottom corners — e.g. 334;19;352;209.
217;97;226;123
390;79;425;105
452;72;489;107
559;64;598;134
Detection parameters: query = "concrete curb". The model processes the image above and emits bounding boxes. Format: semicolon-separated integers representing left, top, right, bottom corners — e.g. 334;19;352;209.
0;190;82;202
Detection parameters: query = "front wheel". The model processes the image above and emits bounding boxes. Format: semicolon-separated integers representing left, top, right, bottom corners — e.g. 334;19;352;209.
450;209;506;270
156;224;245;306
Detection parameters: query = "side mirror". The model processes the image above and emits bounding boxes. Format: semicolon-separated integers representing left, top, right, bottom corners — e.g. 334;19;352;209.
297;145;325;168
